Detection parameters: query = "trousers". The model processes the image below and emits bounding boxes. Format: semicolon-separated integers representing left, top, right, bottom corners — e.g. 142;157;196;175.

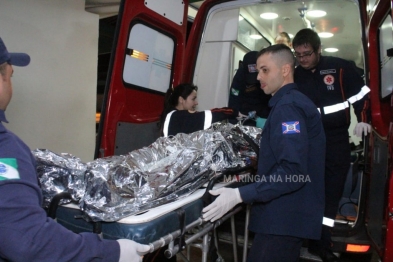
310;130;351;250
248;234;303;262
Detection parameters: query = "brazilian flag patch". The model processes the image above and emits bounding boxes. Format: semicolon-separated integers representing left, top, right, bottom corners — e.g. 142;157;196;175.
231;88;239;96
0;158;20;181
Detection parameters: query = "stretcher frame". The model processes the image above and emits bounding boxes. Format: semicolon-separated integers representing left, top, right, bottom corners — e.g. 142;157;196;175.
48;165;256;262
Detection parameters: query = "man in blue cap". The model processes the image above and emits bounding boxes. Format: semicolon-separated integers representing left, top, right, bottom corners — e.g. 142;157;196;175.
0;37;149;261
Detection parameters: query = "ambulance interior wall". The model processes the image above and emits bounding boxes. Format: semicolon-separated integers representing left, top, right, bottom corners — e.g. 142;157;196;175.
0;0;98;162
193;8;240;111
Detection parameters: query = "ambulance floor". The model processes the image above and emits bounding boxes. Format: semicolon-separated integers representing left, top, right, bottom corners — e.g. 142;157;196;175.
177;217;376;262
181;241;376;262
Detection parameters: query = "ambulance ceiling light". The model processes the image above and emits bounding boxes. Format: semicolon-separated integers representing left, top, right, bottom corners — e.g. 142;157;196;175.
260;12;278;19
319;32;334;38
307;10;327;17
325;48;338;52
250;34;262;39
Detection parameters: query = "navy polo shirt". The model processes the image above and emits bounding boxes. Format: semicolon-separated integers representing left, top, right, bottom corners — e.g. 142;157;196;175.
294;56;369;132
0;110;120;261
239;83;326;239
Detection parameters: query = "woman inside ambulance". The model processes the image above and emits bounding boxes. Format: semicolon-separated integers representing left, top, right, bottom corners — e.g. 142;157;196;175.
159;83;240;136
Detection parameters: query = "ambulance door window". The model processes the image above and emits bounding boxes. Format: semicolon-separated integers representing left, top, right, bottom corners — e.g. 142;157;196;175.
237;15;270;51
379;14;393;98
123;23;174;94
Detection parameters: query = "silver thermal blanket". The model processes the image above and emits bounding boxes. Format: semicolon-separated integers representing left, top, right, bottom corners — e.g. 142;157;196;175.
33;123;261;222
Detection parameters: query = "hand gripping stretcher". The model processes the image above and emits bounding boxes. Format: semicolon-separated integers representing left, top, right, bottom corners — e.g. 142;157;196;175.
48;165;256;262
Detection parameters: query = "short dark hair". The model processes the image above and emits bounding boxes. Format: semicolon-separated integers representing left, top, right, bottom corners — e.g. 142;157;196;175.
257;44;295;70
292;28;321;52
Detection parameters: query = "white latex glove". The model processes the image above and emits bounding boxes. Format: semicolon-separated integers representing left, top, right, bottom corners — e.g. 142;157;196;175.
353;122;371;138
238;112;247;118
117;239;150;262
202;188;242;222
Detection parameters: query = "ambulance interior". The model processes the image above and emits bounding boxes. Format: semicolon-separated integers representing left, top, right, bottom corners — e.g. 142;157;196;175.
189;0;366;230
95;0;374;240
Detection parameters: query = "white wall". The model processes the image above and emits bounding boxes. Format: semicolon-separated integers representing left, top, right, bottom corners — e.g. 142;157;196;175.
0;0;98;162
194;8;239;110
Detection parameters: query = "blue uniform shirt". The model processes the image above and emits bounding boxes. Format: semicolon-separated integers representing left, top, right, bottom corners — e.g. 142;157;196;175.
0;110;120;262
294;56;370;132
228;64;271;120
239;83;326;239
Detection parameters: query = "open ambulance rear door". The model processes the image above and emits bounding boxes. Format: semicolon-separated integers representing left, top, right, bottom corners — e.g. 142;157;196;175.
94;0;393;259
180;0;393;259
365;0;393;260
95;0;189;158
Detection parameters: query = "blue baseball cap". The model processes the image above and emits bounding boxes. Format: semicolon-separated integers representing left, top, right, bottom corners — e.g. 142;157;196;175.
0;37;30;66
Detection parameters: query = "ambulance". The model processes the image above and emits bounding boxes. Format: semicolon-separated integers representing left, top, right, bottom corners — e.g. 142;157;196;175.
95;0;393;260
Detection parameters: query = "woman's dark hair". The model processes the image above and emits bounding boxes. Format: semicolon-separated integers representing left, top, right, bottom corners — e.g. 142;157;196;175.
159;83;198;129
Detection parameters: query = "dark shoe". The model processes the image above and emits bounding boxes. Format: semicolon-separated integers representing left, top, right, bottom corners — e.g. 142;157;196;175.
308;247;340;262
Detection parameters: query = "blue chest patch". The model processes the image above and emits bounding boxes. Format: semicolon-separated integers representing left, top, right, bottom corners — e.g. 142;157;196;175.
282;121;300;134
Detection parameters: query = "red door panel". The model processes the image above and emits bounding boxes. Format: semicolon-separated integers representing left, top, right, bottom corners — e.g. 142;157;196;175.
366;0;393;260
97;0;188;157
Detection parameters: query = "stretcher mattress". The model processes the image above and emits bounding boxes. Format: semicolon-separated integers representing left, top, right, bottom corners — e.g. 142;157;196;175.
56;182;228;244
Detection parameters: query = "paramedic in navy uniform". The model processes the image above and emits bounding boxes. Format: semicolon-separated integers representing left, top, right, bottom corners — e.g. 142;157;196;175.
202;44;326;261
228;51;271;125
0;37;149;262
292;28;371;262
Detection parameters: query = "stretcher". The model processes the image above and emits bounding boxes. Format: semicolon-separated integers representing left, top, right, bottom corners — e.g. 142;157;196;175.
49;166;256;262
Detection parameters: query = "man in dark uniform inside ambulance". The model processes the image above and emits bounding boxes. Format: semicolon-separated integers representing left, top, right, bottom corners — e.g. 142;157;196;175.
228;50;271;125
292;28;371;262
0;37;149;262
203;44;326;261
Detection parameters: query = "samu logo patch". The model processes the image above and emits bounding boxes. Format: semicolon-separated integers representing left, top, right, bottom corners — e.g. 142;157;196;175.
0;158;20;181
323;74;335;85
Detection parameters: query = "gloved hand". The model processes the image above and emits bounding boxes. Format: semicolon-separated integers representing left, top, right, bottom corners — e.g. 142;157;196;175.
256;117;267;128
353;122;371;137
117;239;150;262
202;188;242;222
238;112;247;118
